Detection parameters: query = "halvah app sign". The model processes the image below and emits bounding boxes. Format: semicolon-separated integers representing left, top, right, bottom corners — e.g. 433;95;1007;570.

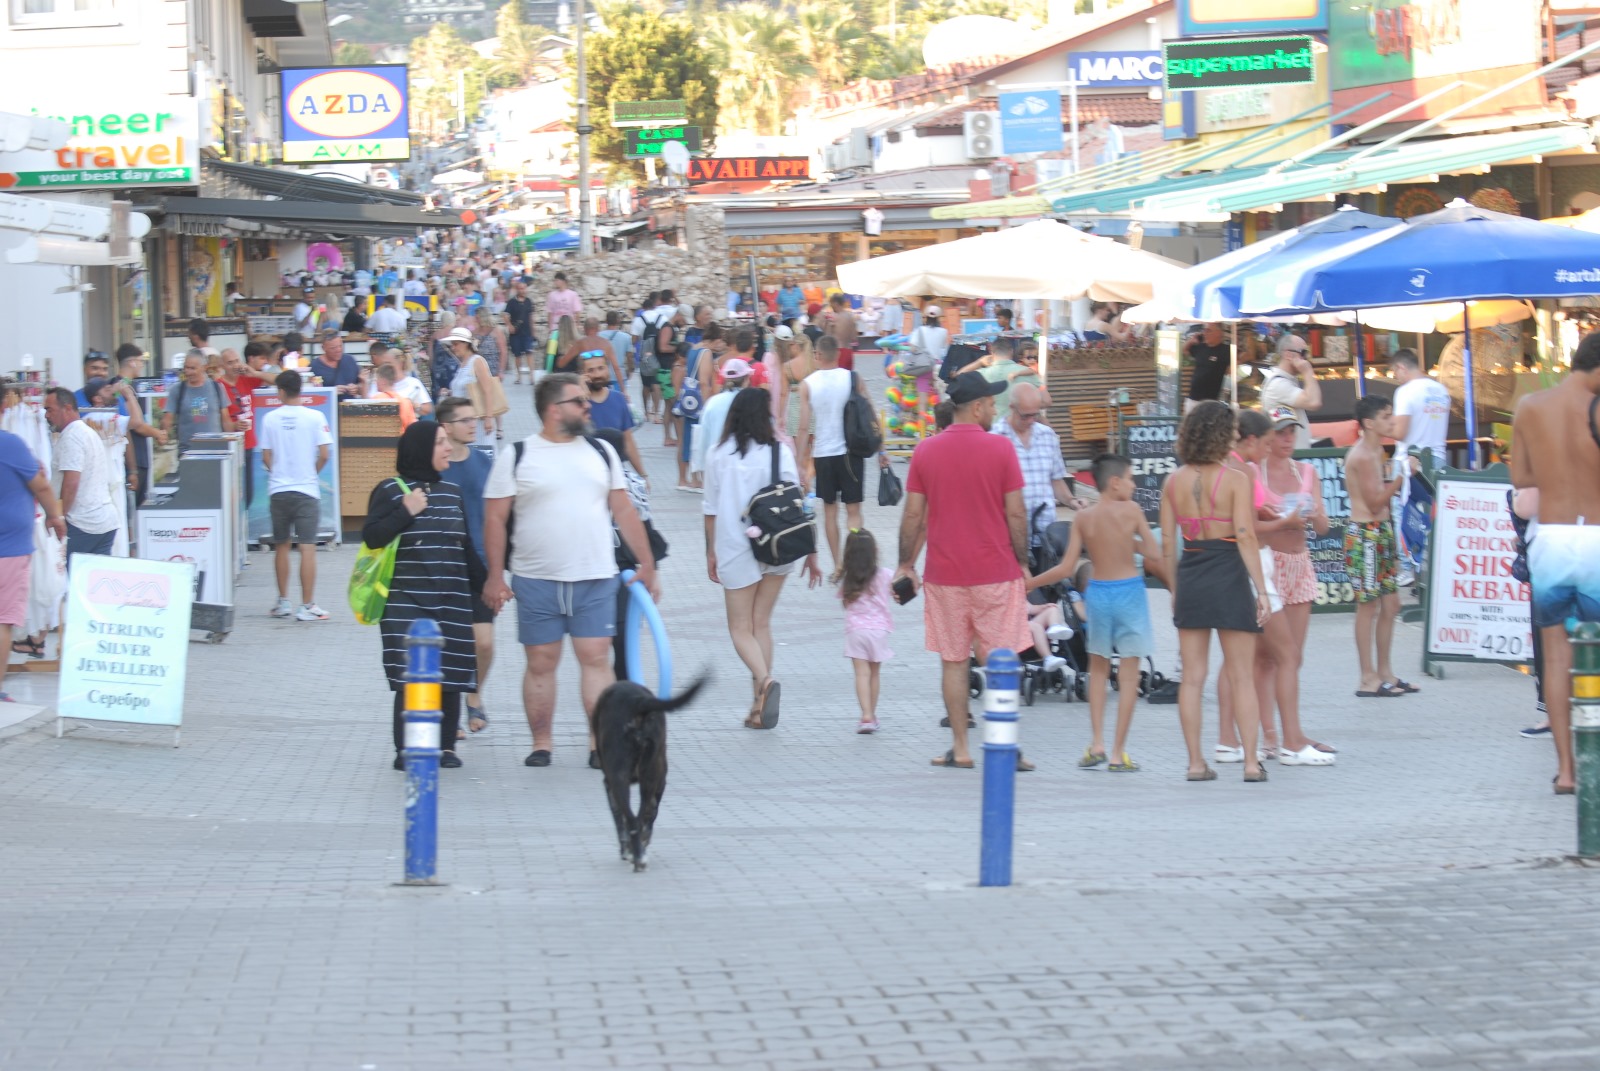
0;99;200;189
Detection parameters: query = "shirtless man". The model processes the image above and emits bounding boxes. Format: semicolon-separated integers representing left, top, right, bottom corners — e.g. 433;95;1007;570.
1343;395;1418;698
1511;332;1600;795
1027;453;1167;772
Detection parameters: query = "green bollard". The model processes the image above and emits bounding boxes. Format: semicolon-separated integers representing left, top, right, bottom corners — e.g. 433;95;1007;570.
1571;622;1600;857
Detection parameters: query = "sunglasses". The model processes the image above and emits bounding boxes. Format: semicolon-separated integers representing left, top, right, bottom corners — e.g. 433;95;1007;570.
556;396;591;409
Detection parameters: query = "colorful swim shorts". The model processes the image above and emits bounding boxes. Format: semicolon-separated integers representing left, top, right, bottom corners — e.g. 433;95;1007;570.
1344;520;1397;605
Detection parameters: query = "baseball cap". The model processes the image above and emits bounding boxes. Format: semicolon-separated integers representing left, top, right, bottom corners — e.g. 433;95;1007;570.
720;358;754;381
82;376;111;400
772;325;794;341
1268;405;1303;430
947;371;1008;406
924;304;942;316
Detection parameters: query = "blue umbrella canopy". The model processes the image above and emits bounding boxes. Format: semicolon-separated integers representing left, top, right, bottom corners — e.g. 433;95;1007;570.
1237;199;1600;467
1252;200;1600;312
533;228;580;251
1166;205;1400;322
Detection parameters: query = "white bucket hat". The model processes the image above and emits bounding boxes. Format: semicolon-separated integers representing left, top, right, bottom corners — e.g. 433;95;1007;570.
443;326;478;351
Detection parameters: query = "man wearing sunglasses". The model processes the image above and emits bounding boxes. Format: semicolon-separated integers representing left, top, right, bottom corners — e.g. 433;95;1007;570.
1259;333;1323;450
993;382;1081;541
563;316;625;389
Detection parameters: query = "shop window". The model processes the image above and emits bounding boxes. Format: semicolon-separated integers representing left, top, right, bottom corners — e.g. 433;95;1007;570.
11;0;119;27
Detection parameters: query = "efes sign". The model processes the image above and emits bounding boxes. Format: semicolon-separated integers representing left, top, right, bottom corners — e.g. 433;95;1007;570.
280;65;410;163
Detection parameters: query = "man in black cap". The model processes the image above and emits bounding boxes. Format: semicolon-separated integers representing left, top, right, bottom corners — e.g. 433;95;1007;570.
895;371;1036;772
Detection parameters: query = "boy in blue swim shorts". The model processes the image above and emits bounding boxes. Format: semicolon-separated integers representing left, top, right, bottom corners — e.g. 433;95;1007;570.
1511;331;1600;794
1028;454;1168;773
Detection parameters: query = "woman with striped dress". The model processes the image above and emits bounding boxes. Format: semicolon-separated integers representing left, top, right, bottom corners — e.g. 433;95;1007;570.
362;421;482;770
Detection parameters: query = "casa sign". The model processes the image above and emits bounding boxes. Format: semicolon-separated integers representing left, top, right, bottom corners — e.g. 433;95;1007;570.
0;98;200;189
280;65;411;163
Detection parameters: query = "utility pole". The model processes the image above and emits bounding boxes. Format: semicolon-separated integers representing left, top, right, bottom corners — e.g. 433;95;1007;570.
575;0;594;253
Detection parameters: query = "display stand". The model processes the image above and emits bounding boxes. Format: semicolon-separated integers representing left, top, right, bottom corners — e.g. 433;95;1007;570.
136;444;242;642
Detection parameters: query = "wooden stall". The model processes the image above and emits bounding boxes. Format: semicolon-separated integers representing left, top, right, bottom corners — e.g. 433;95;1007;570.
337;400;405;538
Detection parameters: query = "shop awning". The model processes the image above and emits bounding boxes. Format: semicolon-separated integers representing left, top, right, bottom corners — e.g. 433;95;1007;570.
933;125;1598;224
148;197;465;239
1133;127;1598;223
204;160;426;207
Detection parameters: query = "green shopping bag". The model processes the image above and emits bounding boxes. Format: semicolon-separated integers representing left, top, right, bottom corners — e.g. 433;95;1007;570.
348;478;409;625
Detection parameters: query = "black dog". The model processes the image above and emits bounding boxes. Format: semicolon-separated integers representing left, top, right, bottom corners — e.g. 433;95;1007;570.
592;675;706;872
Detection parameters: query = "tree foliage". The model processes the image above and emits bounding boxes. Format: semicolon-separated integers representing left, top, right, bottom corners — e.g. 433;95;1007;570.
585;8;719;171
488;2;555;89
334;42;375;65
704;4;812;134
410;23;488;137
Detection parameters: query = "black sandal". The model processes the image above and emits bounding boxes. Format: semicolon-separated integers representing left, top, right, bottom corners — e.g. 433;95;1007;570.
11;638;44;659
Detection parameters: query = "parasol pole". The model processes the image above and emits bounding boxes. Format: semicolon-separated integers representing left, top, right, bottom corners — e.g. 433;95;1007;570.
1229;322;1238;408
1462;302;1478;469
1353;311;1366;399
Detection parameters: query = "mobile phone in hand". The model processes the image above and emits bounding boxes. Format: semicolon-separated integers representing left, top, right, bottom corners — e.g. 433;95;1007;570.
892;576;918;605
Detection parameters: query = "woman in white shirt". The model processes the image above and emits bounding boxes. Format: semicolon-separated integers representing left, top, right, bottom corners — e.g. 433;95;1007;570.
905;307;948;433
703;388;822;729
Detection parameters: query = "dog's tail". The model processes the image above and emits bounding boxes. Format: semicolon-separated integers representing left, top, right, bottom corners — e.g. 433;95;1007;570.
638;673;709;716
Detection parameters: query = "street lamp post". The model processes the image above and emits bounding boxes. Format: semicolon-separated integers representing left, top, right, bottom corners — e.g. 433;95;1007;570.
575;0;594;253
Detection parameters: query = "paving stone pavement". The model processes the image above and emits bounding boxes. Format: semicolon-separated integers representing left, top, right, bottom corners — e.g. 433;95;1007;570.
4;366;1600;1070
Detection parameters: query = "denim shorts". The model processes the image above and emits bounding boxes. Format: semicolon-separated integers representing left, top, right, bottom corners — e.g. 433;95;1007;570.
512;574;620;646
1084;576;1152;659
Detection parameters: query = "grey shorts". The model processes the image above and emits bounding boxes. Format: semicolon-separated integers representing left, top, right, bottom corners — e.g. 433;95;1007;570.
270;491;320;545
512;574;620;646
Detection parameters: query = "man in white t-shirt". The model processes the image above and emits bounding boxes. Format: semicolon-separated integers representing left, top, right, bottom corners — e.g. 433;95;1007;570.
1390;348;1451;464
798;335;873;577
43;388;121;564
257;371;333;621
367;295;409;335
1389;347;1452;581
482;372;659;769
1257;334;1323;449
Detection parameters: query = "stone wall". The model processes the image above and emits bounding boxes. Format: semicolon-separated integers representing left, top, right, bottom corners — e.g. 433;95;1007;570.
562;203;730;317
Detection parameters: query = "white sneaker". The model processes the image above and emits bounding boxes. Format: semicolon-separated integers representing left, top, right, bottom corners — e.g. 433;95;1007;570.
1396;568;1416;587
270;597;293;618
1041;654;1067;673
295;603;329;621
1046;624;1075;641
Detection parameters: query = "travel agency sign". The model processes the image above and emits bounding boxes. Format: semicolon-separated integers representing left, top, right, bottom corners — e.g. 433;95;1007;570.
280;65;411;163
0;98;200;189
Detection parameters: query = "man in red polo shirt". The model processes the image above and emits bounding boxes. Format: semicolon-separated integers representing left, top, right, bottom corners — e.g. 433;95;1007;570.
895;371;1034;771
221;345;272;509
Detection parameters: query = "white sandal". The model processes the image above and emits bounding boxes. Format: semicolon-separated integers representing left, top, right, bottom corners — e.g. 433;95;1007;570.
1278;744;1336;766
1214;744;1270;763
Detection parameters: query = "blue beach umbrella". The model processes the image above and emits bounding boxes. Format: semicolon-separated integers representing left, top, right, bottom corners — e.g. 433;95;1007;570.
533;228;580;251
1239;200;1600;467
1167;205;1400;322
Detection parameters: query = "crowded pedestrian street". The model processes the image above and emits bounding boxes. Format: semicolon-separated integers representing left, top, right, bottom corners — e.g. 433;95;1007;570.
1;375;1594;1071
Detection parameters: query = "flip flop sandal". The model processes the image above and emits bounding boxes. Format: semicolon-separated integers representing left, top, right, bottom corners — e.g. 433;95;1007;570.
467;705;489;732
1107;754;1140;772
1388;679;1421;694
757;679;781;729
1078;748;1107;768
1186;766;1218;782
1244;769;1269;782
931;750;974;769
1355;683;1405;698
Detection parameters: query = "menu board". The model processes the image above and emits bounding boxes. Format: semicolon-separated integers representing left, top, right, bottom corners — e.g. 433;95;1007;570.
1425;476;1530;663
1122;418;1179;524
1298;448;1355;612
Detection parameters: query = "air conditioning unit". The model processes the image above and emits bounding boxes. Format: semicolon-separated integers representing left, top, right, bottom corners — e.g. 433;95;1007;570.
963;111;999;160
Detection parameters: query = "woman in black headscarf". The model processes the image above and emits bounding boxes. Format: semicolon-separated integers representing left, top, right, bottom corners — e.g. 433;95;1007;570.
362;420;482;769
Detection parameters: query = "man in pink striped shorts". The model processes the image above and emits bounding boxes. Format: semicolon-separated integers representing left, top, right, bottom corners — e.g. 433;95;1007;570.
895;372;1035;771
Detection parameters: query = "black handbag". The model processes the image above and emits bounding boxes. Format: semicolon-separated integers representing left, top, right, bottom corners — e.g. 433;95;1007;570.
877;465;904;507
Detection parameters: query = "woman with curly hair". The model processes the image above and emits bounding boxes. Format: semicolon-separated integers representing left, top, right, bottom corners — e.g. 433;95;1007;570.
1160;401;1272;784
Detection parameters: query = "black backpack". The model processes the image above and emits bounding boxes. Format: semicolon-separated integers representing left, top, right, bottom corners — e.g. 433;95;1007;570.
745;442;816;566
843;371;882;458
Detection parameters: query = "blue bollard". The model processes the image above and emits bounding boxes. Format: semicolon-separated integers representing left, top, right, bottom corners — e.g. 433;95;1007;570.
979;648;1023;888
402;618;444;886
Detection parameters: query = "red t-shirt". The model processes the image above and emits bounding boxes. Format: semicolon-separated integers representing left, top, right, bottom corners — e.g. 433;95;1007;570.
222;375;268;449
905;423;1024;587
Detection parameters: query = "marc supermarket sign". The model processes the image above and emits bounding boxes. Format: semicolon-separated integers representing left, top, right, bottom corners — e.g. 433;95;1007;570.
280;65;411;163
0;98;200;189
